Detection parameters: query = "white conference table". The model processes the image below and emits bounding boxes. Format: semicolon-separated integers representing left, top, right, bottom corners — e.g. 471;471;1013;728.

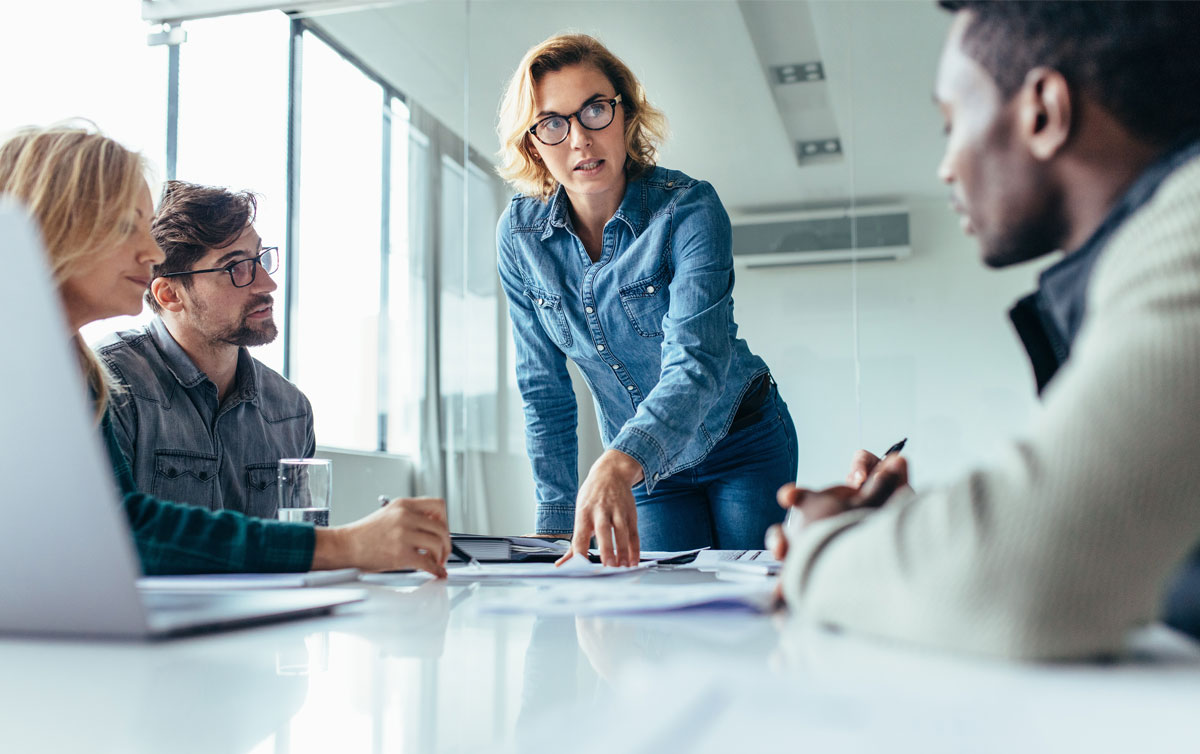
2;566;1199;754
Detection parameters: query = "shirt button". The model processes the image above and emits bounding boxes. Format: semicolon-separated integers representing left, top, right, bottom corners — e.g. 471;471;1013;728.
627;385;635;391
646;285;655;294
612;364;620;370
666;181;674;187
653;472;660;481
597;344;605;351
537;298;545;306
585;306;594;314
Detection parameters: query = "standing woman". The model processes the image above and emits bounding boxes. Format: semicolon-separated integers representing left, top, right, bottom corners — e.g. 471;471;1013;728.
496;34;797;565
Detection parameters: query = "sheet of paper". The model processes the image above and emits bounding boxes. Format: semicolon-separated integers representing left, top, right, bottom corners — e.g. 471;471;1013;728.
691;549;776;565
137;568;361;590
437;557;652;582
474;580;776;615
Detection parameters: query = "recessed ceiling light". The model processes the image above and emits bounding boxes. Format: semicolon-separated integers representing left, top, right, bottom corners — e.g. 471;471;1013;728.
796;138;842;162
771;61;824;85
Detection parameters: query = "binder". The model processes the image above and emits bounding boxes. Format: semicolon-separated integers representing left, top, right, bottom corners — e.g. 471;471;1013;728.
450;534;570;563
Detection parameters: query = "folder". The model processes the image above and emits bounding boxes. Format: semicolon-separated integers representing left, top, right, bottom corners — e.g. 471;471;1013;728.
450;534;570;562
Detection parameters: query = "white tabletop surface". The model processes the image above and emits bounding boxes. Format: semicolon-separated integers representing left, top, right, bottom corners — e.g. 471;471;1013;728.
2;566;1199;753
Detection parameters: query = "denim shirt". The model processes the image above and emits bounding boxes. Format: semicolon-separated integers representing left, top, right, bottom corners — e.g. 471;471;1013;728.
96;317;315;519
497;166;771;534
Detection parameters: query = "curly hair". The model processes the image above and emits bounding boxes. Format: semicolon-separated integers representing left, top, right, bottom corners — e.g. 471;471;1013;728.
939;1;1200;146
496;33;668;200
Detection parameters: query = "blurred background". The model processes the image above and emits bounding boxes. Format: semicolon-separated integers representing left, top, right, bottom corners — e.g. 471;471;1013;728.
1;0;1048;533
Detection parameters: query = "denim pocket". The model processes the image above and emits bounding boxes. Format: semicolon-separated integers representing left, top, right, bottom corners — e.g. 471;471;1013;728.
152;449;217;509
524;285;572;348
619;265;671;338
245;462;280;519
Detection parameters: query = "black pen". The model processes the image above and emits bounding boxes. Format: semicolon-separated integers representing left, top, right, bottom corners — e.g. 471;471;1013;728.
378;495;480;567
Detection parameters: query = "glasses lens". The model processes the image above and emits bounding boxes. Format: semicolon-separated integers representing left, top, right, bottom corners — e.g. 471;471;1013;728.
579;101;614;130
261;247;280;275
536;116;569;145
229;257;256;287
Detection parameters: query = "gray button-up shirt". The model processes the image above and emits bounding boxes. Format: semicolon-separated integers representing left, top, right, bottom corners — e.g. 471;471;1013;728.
96;317;315;519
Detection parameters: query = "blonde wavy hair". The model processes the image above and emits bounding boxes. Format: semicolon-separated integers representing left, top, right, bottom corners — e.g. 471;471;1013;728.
0;124;148;420
496;33;668;200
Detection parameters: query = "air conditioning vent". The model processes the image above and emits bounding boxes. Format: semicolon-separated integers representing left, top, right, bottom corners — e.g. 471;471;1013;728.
732;205;911;267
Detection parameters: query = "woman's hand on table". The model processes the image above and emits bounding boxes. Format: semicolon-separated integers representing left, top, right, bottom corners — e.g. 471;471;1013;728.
557;449;644;567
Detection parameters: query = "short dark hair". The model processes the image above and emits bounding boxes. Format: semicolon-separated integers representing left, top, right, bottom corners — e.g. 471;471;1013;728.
147;180;258;312
939;1;1200;146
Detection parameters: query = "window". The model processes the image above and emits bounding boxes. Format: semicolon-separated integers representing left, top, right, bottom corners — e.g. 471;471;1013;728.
291;29;385;451
439;156;500;452
0;2;167;345
174;11;291;374
385;99;423;455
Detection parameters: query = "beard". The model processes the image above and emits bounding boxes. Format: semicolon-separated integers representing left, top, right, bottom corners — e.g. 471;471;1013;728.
979;193;1067;269
212;295;278;348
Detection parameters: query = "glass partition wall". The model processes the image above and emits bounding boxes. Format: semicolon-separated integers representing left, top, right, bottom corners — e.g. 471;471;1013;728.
132;0;1044;535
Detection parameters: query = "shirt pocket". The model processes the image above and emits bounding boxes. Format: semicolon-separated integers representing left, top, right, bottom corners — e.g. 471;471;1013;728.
244;462;281;520
152;449;218;510
619;265;671;338
524;285;573;348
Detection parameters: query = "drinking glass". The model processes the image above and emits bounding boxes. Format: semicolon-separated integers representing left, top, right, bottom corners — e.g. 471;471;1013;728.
277;458;332;526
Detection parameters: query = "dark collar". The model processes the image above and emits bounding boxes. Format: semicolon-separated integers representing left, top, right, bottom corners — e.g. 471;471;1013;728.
147;317;258;402
1010;136;1200;394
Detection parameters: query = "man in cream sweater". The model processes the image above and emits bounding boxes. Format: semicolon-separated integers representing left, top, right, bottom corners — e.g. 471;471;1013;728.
775;1;1200;659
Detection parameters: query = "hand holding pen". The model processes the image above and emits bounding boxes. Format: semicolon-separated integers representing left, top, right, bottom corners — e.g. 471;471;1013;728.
378;495;481;567
847;437;907;489
767;438;910;562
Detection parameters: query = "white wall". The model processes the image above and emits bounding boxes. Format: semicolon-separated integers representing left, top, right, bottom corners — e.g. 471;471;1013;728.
732;199;1048;489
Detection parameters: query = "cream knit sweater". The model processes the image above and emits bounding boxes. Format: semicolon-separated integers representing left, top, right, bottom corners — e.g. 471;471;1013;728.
781;156;1200;660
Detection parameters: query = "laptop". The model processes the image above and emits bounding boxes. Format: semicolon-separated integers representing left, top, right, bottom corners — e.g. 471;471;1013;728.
0;202;364;639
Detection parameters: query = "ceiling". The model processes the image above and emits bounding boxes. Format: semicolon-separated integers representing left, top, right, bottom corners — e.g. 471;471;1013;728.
305;0;952;215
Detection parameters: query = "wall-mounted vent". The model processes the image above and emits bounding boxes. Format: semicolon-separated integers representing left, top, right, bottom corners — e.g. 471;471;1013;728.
732;205;911;267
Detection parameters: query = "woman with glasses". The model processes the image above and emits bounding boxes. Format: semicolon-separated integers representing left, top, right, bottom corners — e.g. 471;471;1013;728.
0;124;452;576
496;34;797;566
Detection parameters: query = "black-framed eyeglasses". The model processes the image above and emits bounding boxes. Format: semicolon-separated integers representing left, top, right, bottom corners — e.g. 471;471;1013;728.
528;94;623;146
158;246;280;288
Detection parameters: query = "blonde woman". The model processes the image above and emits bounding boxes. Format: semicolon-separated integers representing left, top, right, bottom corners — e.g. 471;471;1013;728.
496;34;797;565
0;125;451;576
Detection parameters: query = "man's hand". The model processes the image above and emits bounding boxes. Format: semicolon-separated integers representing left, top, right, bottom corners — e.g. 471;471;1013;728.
767;453;909;563
847;449;883;488
312;497;451;578
557;449;643;567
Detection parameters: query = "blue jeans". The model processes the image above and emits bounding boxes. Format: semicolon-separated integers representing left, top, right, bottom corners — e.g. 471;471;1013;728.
634;381;798;550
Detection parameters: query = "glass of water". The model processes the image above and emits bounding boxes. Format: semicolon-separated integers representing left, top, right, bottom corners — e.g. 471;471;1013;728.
277;458;332;526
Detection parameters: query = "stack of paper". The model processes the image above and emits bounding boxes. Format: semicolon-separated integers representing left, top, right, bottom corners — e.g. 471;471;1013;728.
688;550;782;575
